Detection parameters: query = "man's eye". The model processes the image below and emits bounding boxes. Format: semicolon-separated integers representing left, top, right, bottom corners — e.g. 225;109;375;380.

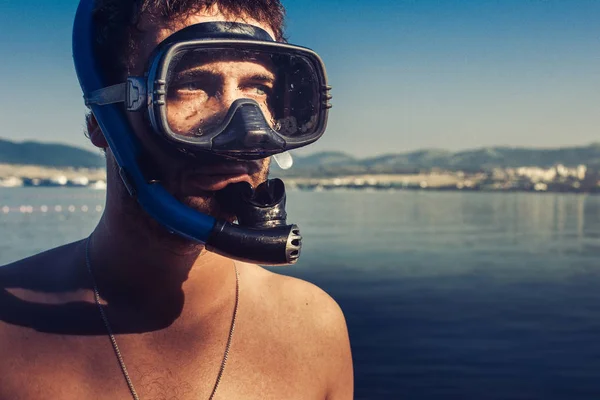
177;82;202;92
247;85;271;96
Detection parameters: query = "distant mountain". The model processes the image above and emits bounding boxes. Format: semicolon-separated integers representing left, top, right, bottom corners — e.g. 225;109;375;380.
290;151;357;169
0;138;105;168
274;144;600;176
3;137;599;177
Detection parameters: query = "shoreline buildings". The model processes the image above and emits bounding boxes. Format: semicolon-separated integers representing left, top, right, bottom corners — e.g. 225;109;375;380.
0;164;599;193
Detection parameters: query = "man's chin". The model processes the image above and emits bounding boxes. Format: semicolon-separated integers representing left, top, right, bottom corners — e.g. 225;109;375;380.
177;193;237;223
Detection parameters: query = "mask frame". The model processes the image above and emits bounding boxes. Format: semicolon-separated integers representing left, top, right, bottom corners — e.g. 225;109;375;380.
85;26;332;159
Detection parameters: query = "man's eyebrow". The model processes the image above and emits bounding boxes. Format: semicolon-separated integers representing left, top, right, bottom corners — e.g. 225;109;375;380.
173;68;220;81
243;73;276;85
171;68;223;84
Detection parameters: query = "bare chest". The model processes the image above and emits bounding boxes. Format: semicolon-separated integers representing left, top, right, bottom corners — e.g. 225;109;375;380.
0;328;325;400
1;357;322;400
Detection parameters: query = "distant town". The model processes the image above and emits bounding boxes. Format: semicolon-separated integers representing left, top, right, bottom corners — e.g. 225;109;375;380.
281;164;599;193
0;164;107;190
1;163;599;194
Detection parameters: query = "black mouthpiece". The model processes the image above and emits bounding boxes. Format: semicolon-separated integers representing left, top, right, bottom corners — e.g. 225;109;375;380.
209;178;302;265
217;178;288;228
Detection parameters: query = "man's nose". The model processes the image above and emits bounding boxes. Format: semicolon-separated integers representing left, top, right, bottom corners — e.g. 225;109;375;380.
217;82;243;111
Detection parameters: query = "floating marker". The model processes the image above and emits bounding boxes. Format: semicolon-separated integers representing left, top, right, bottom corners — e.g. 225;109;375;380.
0;204;106;214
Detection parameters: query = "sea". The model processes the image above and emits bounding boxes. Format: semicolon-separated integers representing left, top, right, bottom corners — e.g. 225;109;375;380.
1;187;600;400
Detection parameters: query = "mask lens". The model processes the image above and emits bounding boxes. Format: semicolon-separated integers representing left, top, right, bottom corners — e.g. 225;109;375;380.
164;47;322;140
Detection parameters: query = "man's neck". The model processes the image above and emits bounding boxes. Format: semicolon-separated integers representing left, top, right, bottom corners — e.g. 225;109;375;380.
87;213;236;331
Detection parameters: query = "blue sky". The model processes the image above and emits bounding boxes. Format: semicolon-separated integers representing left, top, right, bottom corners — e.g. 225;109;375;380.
0;0;599;157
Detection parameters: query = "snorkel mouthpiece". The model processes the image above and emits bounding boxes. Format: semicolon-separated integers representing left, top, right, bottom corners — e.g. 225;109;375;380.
209;178;302;265
217;179;289;228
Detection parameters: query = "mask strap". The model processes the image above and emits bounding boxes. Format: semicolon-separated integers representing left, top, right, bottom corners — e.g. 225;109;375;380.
85;77;147;111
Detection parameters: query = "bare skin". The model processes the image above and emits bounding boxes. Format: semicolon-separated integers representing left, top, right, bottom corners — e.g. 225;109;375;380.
0;7;353;400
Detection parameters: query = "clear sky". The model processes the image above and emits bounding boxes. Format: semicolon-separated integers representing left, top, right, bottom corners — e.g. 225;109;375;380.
0;0;599;157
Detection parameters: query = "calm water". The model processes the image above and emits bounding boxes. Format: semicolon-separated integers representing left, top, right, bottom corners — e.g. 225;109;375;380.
2;187;600;399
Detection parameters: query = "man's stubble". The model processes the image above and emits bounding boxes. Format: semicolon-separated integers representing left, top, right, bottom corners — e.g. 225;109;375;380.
104;150;270;255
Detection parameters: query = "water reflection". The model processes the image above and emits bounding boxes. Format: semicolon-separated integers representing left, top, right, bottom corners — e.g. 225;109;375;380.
288;191;600;271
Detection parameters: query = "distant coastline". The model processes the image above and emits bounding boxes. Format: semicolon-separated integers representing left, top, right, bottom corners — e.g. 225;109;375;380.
281;170;599;194
2;139;600;193
1;163;598;194
0;164;106;189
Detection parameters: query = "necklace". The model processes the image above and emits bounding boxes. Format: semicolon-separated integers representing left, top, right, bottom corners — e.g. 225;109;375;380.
84;237;239;400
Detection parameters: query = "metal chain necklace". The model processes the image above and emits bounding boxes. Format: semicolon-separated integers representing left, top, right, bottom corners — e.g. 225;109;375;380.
84;237;239;400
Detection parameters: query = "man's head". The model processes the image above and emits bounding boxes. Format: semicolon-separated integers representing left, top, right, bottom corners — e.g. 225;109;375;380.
93;0;286;85
87;0;287;234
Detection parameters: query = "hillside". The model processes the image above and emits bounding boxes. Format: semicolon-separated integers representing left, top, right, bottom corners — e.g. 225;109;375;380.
0;139;105;169
274;144;600;177
2;138;600;178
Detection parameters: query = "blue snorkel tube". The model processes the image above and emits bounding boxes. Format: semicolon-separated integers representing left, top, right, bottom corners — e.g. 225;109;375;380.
72;0;302;265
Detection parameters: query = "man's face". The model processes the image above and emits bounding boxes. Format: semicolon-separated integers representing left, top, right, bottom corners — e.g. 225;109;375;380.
166;50;277;136
124;9;276;220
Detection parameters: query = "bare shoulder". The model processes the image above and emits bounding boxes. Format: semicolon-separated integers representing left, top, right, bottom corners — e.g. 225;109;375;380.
238;262;347;330
0;240;86;333
236;262;354;399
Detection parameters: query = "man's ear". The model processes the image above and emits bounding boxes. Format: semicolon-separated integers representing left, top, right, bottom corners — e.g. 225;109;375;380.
86;113;109;149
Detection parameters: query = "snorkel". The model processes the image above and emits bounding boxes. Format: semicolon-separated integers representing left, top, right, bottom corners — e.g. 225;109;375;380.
72;0;325;265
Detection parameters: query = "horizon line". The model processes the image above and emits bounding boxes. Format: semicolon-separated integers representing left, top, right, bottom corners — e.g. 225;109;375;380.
2;136;599;159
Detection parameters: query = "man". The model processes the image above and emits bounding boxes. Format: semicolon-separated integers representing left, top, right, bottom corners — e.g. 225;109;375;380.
0;0;353;399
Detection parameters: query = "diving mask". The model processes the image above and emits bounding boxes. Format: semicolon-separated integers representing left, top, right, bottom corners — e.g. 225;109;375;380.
85;23;332;159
